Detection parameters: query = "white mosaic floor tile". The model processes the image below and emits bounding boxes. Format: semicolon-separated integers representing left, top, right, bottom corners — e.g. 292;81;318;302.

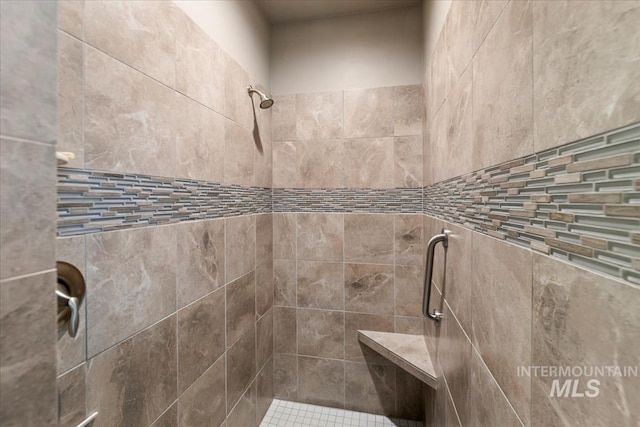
259;399;424;427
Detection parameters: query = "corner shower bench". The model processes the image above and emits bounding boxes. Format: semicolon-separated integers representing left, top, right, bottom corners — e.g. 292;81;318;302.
357;330;438;389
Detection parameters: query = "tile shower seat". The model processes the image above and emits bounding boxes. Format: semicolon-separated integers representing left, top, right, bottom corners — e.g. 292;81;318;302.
357;331;437;389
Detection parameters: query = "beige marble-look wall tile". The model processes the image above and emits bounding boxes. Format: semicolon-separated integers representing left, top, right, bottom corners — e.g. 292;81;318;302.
394;265;423;317
274;307;296;354
394;214;423;266
227;382;257;427
439;65;472;182
150;404;177;427
297;309;344;359
472;0;533;171
468;348;522;426
472;0;509;53
395;368;424;420
394;85;423;136
471;233;532;424
86;225;176;357
226;326;256;412
257;355;274;424
533;1;640;151
176;219;225;309
422;111;433;187
297;260;344;310
178;288;225;394
296;92;343;140
57;364;87;426
344;87;394;138
344;138;394;189
394;316;424;335
225;56;253;130
58;31;84;168
345;362;396;415
56;235;87;374
256;214;273;267
178;354;226;427
272;141;297;188
344;214;394;264
0;0;57;142
84;0;176;87
440;305;472;426
394;136;423;187
274;353;297;400
296;139;345;188
254;101;273;189
0;139;56;280
446;385;462;426
443;222;473;331
423;381;444;427
297;213;344;262
225;215;256;283
224;119;255;186
344;263;394;316
273;213;296;259
86;315;177;427
274;259;296;307
226;271;256;348
531;255;640;426
272;95;296;142
445;0;475;82
175;9;225;113
257;309;273;371
256;258;274;317
58;0;84;39
298;357;345;408
0;272;57;427
176;95;225;183
344;313;394;363
427;100;448;186
84;47;178;177
429;28;450;121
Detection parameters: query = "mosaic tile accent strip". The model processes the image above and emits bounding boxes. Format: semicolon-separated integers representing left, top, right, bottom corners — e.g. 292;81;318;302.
57;169;272;236
423;123;640;285
57;125;638;284
272;187;423;213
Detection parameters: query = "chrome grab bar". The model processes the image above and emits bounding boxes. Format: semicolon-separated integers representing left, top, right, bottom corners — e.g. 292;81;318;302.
75;412;98;427
422;228;450;322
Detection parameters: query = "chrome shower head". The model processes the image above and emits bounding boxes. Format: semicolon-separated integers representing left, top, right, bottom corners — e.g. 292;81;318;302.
247;85;274;109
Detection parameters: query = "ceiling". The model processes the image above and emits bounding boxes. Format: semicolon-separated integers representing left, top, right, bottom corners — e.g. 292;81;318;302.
255;0;421;24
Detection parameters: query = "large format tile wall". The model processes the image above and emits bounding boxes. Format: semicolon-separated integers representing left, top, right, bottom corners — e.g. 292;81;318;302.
270;86;427;419
55;2;273;426
422;1;639;426
0;1;59;426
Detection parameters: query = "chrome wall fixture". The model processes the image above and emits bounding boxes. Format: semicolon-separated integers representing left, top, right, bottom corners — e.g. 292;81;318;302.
422;229;450;322
56;261;85;339
247;85;274;109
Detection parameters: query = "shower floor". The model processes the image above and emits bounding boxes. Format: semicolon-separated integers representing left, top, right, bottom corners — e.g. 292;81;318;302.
259;399;424;427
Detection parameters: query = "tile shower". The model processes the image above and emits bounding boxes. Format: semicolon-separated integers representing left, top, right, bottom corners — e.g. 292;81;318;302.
0;1;638;427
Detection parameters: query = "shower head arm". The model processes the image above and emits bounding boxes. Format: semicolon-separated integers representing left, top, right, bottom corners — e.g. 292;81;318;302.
247;85;274;109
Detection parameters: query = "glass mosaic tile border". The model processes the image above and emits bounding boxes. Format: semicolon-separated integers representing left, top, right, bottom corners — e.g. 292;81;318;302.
57;123;639;284
423;123;639;284
56;169;271;236
272;187;423;213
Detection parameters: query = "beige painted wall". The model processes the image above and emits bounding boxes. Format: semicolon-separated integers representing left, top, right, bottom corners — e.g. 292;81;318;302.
173;0;271;89
271;6;423;95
